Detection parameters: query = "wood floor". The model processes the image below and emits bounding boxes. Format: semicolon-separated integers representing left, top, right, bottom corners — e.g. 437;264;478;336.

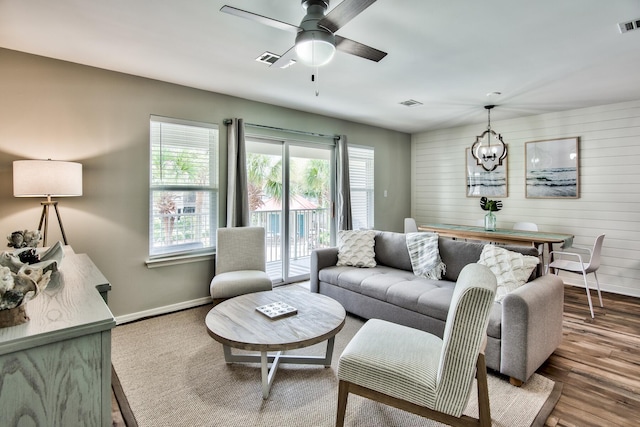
111;285;640;427
539;285;640;426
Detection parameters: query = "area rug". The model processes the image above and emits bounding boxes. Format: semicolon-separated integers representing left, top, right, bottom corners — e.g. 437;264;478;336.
111;297;561;427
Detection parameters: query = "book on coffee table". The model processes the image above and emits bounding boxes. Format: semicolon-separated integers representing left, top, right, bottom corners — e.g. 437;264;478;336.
256;301;298;319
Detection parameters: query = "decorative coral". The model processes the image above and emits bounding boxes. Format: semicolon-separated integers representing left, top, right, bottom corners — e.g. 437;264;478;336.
0;241;63;275
0;242;61;327
7;229;42;249
0;264;51;327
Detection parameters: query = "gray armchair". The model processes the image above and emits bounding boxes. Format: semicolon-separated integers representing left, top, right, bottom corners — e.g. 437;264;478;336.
209;226;272;302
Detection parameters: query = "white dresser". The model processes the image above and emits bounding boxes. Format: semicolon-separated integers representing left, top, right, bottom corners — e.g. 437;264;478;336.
0;249;115;427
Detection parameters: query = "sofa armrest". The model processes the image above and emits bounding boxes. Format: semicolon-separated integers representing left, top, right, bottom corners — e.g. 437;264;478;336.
500;274;564;382
310;247;339;293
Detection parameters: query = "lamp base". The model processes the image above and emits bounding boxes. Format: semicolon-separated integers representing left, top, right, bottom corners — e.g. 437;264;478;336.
38;200;69;247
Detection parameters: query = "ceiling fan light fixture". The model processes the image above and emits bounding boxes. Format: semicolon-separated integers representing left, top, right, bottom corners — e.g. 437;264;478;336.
295;30;336;67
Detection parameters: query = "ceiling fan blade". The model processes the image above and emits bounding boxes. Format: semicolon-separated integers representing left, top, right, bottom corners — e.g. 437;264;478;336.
319;0;377;33
335;35;387;62
271;46;297;68
220;5;300;33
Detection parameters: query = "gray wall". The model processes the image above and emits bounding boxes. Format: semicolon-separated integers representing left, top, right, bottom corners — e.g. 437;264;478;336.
412;100;640;297
0;48;411;318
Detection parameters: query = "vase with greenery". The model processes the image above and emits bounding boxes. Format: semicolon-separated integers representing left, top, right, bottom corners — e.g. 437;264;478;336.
480;197;502;231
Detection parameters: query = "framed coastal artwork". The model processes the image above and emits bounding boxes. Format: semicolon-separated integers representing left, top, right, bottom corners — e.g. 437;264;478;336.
465;147;508;197
525;137;579;198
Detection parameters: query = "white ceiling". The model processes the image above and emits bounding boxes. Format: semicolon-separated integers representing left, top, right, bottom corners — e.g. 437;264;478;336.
1;0;640;134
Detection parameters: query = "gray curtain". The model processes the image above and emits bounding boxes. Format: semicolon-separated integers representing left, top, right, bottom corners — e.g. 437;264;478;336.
336;135;353;230
226;118;250;227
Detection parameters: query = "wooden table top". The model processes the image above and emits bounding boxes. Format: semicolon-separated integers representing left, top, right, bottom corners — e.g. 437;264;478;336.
0;249;115;356
206;289;346;352
418;223;574;246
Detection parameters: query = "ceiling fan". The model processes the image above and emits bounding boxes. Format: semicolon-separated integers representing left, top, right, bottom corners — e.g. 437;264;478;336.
220;0;387;68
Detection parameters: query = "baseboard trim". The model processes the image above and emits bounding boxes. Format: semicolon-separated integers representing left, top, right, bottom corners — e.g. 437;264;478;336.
115;296;212;325
112;279;636;325
561;278;640;298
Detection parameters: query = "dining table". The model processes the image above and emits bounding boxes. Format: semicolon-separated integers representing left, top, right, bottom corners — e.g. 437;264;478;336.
417;223;574;270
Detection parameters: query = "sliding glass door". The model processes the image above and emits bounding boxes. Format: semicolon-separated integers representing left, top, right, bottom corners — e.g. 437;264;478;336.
246;137;334;284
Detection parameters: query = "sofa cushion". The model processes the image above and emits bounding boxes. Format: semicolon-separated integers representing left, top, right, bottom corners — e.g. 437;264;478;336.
414;285;456;320
439;238;485;282
374;231;413;271
319;265;381;294
358;271;422;301
438;238;540;282
478;245;539;302
318;265;454;320
406;232;446;279
337;230;376;268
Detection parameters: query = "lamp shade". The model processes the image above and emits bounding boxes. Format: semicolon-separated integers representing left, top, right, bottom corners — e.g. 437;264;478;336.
13;160;83;197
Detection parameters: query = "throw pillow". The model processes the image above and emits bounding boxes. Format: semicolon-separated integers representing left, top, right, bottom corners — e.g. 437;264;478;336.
478;244;539;302
336;230;377;268
406;232;446;280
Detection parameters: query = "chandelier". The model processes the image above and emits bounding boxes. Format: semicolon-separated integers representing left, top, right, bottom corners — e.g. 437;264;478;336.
471;105;507;171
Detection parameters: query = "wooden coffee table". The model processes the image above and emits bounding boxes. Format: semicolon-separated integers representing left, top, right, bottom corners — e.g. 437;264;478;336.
205;289;346;399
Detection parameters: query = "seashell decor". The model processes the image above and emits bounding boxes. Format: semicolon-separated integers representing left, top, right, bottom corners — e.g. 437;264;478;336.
0;241;64;327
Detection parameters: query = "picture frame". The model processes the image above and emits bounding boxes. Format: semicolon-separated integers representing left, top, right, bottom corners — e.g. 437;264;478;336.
525;137;579;198
465;147;508;197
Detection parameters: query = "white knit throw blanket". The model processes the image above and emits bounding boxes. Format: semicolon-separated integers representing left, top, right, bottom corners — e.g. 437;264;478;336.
406;232;446;280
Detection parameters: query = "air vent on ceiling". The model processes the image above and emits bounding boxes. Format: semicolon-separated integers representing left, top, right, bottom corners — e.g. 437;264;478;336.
256;52;280;65
399;99;423;107
618;18;640;33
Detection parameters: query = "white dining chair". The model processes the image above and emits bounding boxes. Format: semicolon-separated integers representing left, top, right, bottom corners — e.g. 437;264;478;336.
513;222;543;258
513;222;539;232
404;218;418;233
546;234;605;318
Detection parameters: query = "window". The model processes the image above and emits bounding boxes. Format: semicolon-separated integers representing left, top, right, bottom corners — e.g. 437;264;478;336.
348;145;374;229
149;116;218;257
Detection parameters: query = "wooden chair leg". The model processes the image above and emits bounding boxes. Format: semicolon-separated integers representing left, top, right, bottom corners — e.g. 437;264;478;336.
509;377;524;387
476;354;491;427
336;380;349;427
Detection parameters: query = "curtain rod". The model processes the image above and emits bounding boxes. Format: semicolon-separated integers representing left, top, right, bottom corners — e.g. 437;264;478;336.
223;119;340;140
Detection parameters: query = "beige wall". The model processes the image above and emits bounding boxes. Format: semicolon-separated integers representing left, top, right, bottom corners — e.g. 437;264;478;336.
0;48;411;319
412;100;640;297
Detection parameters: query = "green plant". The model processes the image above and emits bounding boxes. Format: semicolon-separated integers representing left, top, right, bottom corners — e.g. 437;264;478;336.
480;197;502;212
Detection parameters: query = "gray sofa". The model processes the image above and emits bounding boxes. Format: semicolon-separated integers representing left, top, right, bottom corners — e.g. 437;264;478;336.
310;231;564;384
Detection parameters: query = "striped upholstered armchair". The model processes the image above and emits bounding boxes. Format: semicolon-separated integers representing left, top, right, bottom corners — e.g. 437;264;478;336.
335;263;497;427
209;226;272;303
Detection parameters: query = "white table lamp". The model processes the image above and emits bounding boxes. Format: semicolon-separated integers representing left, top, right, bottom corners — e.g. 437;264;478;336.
13;160;83;246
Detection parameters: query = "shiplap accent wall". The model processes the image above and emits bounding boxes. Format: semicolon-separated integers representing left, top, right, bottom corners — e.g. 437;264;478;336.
411;100;640;297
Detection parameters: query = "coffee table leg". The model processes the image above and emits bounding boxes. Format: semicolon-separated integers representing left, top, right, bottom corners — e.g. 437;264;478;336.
324;336;336;367
223;344;233;363
261;352;269;399
222;337;338;399
261;351;283;399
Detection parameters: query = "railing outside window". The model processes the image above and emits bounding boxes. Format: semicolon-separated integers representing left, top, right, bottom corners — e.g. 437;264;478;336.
251;207;331;263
